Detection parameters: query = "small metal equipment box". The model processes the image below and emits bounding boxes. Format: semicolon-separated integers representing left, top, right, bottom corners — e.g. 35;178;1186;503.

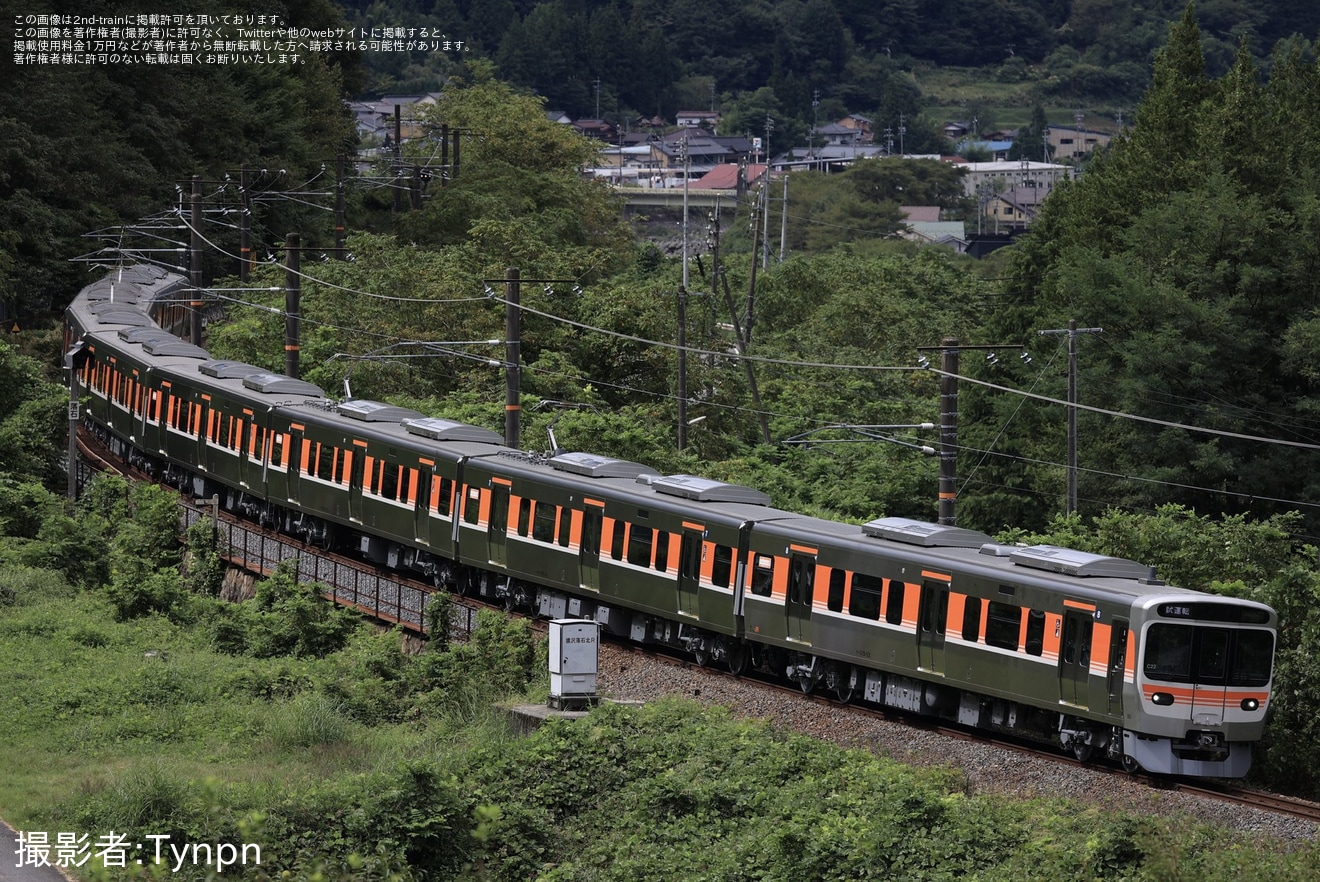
548;618;600;710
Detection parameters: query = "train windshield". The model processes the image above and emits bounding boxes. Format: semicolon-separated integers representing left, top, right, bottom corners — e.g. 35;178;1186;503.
1143;624;1274;687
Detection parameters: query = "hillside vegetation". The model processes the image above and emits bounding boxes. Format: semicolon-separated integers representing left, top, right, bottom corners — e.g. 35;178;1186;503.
1;477;1318;879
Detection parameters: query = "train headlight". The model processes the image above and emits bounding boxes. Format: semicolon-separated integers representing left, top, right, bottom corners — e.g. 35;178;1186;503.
1151;692;1175;706
1240;698;1260;711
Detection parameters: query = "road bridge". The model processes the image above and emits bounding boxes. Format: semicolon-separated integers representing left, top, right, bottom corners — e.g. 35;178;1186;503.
614;187;746;211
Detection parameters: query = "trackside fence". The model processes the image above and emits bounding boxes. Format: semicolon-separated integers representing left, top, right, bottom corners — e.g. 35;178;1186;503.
179;500;479;639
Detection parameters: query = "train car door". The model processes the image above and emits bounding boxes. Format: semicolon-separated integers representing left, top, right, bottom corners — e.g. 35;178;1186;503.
195;396;210;471
916;578;949;674
1189;628;1229;725
579;502;603;591
238;408;258;488
1106;619;1129;717
1060;607;1095;707
347;441;367;523
413;467;432;543
785;550;816;644
677;528;703;616
286;426;304;504
488;480;510;565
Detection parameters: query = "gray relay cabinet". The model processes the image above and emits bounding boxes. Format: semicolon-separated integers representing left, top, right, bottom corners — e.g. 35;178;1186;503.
548;618;600;710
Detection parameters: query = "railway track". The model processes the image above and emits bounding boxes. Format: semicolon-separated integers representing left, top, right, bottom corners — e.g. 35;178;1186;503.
75;429;1320;831
606;638;1320;828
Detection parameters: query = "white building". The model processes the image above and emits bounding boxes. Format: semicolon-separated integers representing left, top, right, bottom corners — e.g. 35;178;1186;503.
959;160;1073;198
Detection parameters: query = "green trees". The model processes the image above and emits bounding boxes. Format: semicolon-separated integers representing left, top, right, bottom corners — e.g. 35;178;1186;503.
974;8;1320;532
0;0;357;317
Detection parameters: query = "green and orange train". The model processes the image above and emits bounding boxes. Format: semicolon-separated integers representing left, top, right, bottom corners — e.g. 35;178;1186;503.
66;266;1277;777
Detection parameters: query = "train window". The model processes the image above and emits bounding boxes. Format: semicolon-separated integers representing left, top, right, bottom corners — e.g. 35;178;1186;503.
336;450;352;485
1143;624;1193;682
610;520;625;560
885;579;905;625
463;487;481;524
1197;629;1229;682
381;464;398;500
582;509;602;558
788;557;814;605
751;554;774;597
435;477;453;516
850;573;881;620
627;524;654;567
533;502;557;542
827;569;846;612
517;498;532;536
1107;621;1129;697
1025;609;1046;657
317;444;334;480
711;545;732;588
985;601;1022;651
1229;631;1274;687
654;531;670;573
962;596;982;642
557;508;572;547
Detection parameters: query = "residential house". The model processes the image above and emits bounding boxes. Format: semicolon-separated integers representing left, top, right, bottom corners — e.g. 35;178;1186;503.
692;162;769;196
346;93;441;144
811;122;863;147
676;110;720;130
572;118;616;140
837;114;874;143
651;135;738;175
981;187;1046;232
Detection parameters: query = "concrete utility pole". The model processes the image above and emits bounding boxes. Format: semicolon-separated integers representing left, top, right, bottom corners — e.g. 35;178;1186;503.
938;338;959;525
504;267;521;449
1039;320;1102;515
681;129;690;291
239;166;252;281
335;155;347;259
189;175;203;345
677;286;689;451
285;233;301;379
778;175;788;263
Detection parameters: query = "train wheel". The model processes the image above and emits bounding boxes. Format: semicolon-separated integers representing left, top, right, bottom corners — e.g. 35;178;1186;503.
1122;755;1141;774
727;643;748;677
1072;741;1094;763
693;647;710;667
834;666;857;705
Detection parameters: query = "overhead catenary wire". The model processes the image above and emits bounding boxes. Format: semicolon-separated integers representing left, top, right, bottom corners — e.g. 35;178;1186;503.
159;189;1320;516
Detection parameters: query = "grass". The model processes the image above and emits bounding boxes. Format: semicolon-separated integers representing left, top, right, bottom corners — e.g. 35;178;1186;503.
0;588;419;831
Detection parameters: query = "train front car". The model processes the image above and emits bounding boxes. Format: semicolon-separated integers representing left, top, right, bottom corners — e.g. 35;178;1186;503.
1126;594;1276;777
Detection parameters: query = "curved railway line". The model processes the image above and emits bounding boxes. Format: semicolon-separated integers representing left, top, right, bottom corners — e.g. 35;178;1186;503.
76;416;1320;835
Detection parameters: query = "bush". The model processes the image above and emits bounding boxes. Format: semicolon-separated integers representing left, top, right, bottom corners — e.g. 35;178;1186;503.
266;693;354;750
200;560;359;659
